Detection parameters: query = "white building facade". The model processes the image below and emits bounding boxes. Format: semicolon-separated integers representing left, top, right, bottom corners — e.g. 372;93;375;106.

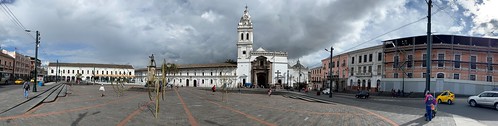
47;63;134;83
236;6;290;88
347;45;384;91
135;63;237;88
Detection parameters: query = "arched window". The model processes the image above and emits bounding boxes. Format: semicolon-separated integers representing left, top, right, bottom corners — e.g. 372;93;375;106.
246;33;249;40
437;73;445;78
241;33;244;41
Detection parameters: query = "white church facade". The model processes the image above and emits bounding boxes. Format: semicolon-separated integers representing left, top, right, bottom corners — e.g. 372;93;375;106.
235;6;290;88
135;6;304;89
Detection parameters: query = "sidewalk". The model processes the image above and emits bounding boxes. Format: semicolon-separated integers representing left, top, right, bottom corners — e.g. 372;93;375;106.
0;83;59;114
280;90;488;126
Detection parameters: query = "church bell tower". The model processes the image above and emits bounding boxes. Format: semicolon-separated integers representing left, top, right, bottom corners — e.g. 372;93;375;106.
237;5;253;61
236;6;253;85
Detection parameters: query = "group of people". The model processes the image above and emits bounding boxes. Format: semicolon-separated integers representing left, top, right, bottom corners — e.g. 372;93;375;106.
391;89;404;97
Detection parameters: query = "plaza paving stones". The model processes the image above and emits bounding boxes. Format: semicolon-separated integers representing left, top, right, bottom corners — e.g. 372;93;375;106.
0;86;474;126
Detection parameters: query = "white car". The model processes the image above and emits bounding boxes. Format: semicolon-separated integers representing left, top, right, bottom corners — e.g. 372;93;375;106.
467;91;498;110
322;88;331;95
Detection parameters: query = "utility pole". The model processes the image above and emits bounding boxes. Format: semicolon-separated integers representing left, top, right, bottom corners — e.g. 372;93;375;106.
325;47;334;98
286;70;289;90
425;0;432;92
33;31;40;92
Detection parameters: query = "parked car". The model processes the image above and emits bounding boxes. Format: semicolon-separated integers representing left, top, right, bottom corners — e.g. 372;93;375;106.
355;90;370;99
467;91;498;110
322;88;330;95
436;90;455;104
14;79;24;85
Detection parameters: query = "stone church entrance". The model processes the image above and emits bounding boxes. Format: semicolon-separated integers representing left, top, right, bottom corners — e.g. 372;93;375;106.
252;56;272;88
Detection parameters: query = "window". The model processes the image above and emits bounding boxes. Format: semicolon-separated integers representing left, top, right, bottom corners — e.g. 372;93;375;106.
393;55;399;68
438;54;445;67
106;71;108;75
240;33;243;41
378;53;382;61
351;57;355;64
407;73;413;78
423;73;427;78
453;74;460;80
351;67;354;76
364;55;367;63
368;66;372;73
454;55;461;68
369;54;373;62
471;56;477;69
422;54;427;67
407;55;413;68
51;70;54;73
332;61;335;68
363;66;367;73
211;72;213;76
242;51;246;54
470;75;476;81
337;60;340;67
377;65;382;75
394;73;398;78
487;57;493;71
487;76;492;82
202;72;205;76
246;33;249;40
437;73;444;78
358;67;362;74
72;70;75;74
359;56;362;63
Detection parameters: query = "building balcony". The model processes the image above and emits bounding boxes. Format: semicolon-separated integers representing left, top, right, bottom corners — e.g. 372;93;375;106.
355;73;372;77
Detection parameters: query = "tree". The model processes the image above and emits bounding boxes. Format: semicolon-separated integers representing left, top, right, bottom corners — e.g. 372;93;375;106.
224;59;236;64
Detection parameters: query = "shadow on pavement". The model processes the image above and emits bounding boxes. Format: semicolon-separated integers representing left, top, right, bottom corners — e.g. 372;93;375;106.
400;116;429;126
71;112;88;126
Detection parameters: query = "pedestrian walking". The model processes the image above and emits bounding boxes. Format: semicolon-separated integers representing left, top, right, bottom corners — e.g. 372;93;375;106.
99;84;105;97
23;81;30;99
424;90;435;121
268;88;272;97
212;85;216;92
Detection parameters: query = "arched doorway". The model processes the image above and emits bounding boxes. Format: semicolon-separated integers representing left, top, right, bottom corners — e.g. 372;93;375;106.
186;79;190;87
193;80;197;87
367;79;371;90
357;79;361;90
362;80;366;90
377;80;381;92
257;73;267;88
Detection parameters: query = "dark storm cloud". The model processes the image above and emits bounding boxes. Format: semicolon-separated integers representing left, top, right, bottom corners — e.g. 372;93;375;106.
0;0;486;68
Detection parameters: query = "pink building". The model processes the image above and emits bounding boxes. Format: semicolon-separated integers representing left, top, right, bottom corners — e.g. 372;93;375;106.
321;53;349;92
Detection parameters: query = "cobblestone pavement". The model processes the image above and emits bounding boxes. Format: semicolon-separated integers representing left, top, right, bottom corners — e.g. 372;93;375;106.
0;86;483;126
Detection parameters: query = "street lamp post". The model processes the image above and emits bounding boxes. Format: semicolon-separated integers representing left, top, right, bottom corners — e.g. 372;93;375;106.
26;30;41;92
325;47;334;98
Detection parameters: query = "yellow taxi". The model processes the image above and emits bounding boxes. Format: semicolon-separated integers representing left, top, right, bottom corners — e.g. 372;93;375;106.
15;79;25;85
436;90;455;104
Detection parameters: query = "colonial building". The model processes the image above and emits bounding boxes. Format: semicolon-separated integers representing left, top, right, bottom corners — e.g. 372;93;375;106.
347;45;383;92
288;60;309;89
309;66;323;90
0;52;14;84
135;63;237;88
322;53;349;92
46;63;134;83
1;50;32;79
382;35;498;95
235;6;291;88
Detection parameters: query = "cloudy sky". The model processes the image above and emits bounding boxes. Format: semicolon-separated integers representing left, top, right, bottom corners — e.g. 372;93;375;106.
0;0;497;68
